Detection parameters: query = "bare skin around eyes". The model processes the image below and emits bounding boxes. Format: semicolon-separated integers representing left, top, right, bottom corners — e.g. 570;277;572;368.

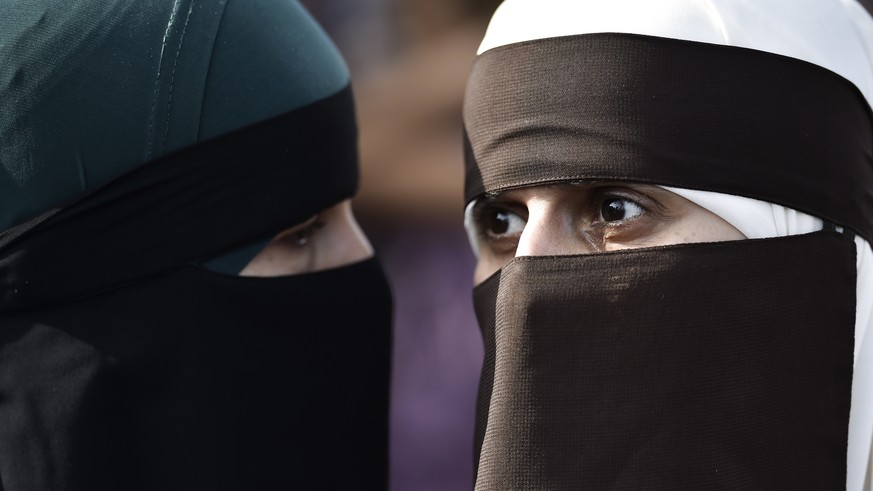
469;182;745;284
239;199;373;277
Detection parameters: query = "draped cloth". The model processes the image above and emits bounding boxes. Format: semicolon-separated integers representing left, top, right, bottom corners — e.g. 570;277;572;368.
0;1;392;488
464;1;873;487
0;84;393;490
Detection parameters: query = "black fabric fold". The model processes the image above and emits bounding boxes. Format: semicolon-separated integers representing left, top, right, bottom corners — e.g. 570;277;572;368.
0;257;393;490
463;33;873;243
0;84;359;313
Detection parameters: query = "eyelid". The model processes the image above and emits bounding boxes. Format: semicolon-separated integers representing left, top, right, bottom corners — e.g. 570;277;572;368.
590;186;661;216
470;199;526;237
276;215;325;245
472;195;528;220
467;197;528;259
582;186;672;249
297;218;325;235
282;215;318;233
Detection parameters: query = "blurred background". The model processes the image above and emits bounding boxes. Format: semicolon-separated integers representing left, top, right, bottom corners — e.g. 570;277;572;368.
297;1;501;489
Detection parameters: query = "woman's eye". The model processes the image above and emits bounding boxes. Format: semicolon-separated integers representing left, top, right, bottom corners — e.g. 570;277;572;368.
479;208;526;239
600;197;645;222
279;217;325;246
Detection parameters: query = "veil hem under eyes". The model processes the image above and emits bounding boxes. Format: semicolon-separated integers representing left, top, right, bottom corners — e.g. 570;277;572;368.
664;186;871;361
464;184;873;484
464;186;873;482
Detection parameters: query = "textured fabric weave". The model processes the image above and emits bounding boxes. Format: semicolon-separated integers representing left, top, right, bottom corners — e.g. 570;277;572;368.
463;34;873;243
473;233;856;490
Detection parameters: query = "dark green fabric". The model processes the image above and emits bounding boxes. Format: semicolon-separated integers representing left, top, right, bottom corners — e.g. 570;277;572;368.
199;0;349;140
0;0;349;232
0;85;361;311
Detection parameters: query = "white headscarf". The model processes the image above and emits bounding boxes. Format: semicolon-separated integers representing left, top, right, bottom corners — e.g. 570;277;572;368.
472;1;873;488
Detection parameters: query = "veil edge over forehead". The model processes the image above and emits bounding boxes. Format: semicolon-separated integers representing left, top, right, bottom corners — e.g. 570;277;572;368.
477;0;873;110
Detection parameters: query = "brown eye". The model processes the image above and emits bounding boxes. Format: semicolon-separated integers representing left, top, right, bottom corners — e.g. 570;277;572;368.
600;197;645;222
482;209;525;238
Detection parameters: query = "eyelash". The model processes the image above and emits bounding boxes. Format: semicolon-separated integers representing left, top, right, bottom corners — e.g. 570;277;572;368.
593;192;649;225
472;201;524;235
284;218;325;246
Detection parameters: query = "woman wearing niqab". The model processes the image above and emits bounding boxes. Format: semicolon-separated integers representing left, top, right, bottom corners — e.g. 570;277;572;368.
0;0;391;489
463;0;873;489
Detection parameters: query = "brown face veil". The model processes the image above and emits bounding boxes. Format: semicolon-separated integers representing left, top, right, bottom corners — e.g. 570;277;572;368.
464;2;873;489
0;1;391;489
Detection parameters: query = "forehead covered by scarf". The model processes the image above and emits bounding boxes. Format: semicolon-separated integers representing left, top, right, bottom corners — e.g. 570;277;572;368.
0;0;361;311
0;0;354;231
463;32;873;242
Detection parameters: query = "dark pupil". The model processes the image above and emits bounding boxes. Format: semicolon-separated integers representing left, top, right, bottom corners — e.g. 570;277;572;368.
486;211;511;235
602;199;626;221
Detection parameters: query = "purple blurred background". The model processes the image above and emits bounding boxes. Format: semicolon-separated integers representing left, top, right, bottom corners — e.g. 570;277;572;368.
298;1;500;489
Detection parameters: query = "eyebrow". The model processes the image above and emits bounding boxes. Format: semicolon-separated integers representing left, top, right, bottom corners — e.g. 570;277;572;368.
480;180;602;201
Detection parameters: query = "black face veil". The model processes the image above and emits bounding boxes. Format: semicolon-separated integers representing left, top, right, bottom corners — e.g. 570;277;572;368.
0;1;391;489
463;31;873;490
